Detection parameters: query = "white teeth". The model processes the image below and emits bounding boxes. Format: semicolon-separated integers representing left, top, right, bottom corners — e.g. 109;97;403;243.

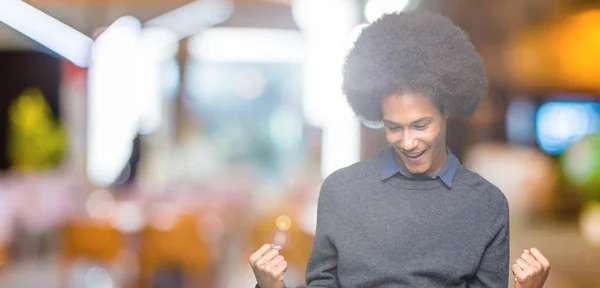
406;151;424;158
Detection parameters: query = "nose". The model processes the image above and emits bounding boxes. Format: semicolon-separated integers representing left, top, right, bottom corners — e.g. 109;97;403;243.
400;131;418;152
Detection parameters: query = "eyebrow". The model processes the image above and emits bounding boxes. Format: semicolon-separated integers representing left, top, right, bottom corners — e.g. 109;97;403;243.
383;117;434;126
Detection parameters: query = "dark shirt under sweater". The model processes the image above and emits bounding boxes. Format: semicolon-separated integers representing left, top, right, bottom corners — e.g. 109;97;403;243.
260;148;509;287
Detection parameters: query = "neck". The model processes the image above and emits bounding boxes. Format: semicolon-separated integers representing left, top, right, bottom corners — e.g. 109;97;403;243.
427;147;448;175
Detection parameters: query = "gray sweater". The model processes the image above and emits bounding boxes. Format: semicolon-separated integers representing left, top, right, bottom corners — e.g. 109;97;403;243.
257;151;509;287
297;151;509;287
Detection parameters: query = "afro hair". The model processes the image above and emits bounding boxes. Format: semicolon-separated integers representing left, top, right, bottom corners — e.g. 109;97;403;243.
342;11;488;123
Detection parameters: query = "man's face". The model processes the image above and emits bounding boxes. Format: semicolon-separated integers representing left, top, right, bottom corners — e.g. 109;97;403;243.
382;93;448;175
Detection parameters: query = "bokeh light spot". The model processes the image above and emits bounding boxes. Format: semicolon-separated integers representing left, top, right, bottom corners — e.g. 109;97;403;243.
271;230;290;248
276;214;292;231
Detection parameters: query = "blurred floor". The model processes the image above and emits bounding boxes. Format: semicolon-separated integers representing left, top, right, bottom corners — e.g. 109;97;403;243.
0;218;598;288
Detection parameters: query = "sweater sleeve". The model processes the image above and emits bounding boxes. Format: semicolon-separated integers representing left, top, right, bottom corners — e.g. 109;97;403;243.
468;192;510;288
294;175;340;288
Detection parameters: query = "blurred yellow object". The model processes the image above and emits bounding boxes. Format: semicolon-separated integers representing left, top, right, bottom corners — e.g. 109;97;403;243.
0;244;6;267
62;220;123;262
580;201;600;248
137;213;213;287
7;88;65;171
60;220;124;287
276;214;292;231
507;9;600;92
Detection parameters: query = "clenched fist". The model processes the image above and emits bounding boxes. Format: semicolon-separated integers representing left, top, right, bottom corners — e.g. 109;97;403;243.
512;247;550;288
249;243;288;288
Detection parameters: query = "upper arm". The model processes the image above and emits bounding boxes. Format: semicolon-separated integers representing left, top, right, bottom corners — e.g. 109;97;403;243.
470;189;510;287
301;177;341;288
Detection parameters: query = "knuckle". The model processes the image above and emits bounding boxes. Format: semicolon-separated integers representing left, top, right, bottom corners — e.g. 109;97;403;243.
256;259;267;269
543;260;551;268
248;255;257;265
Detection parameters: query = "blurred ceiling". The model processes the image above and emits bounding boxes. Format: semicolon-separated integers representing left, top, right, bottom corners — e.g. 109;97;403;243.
0;3;178;48
0;0;294;49
4;0;600;93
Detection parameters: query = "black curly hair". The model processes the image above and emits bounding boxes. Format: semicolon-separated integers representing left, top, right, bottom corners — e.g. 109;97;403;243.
342;11;487;123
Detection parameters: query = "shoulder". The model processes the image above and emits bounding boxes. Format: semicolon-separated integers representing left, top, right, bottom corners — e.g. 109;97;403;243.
454;165;509;214
323;153;380;187
316;156;380;211
318;153;381;200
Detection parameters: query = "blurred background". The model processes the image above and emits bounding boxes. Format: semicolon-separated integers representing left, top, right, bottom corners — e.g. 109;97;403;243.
0;0;599;287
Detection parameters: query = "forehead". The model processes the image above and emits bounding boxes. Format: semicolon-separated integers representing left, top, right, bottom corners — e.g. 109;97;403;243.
382;93;440;122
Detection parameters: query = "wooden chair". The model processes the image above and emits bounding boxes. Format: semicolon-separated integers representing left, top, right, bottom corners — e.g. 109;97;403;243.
60;220;125;287
137;213;214;288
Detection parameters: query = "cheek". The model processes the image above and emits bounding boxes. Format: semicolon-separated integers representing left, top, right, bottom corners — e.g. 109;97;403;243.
384;130;397;144
419;130;442;147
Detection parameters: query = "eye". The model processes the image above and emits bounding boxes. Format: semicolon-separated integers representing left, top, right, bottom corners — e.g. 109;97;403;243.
387;125;401;132
413;124;429;131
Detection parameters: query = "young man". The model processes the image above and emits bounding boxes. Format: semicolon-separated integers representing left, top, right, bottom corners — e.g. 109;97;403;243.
250;11;549;287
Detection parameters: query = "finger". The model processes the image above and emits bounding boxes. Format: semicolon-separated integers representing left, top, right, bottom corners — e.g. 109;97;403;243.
516;259;530;271
512;263;523;276
256;248;280;267
270;255;285;267
271;244;282;250
520;253;537;265
275;260;288;275
264;248;281;260
529;247;551;269
269;260;288;280
249;244;272;265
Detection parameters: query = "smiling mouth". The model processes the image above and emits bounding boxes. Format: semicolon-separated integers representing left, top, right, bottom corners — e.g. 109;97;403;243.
405;150;426;159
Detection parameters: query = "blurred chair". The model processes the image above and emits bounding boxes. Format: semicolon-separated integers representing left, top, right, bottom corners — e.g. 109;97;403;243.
0;243;6;268
62;220;123;262
137;212;214;288
60;220;124;287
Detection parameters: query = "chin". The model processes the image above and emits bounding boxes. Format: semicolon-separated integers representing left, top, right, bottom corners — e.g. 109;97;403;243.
406;159;432;175
405;164;429;175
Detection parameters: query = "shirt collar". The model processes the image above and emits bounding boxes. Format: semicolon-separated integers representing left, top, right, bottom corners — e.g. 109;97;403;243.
381;146;459;188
